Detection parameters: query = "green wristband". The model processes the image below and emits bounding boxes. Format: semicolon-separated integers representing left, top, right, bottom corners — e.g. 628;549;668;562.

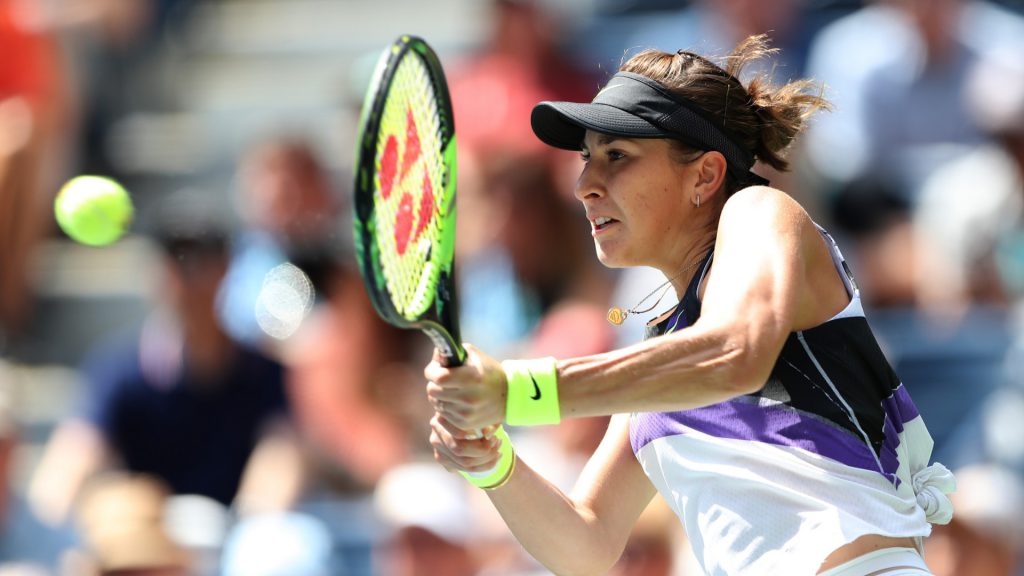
503;357;561;426
459;425;516;489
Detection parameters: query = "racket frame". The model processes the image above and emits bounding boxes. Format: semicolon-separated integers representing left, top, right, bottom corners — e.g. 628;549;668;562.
353;34;465;367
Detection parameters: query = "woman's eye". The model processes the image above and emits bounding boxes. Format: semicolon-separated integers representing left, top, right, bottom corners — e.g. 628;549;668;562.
580;149;624;163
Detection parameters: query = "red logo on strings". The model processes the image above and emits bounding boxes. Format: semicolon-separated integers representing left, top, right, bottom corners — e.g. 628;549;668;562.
380;108;436;256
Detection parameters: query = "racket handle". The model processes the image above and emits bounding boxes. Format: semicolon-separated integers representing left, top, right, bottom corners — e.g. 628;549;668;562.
459;425;515;489
431;330;466;369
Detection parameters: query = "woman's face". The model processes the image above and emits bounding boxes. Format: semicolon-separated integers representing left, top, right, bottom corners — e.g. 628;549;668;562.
575;132;700;271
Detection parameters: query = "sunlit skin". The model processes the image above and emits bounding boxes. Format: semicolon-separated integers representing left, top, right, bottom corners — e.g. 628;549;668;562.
578;133;722;293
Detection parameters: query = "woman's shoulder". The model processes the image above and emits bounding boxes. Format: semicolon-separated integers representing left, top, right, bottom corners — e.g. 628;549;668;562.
721;185;812;225
717;185;826;266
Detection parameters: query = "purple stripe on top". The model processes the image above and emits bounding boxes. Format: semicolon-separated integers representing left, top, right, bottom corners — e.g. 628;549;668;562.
879;384;922;484
883;384;921;433
630;397;882;474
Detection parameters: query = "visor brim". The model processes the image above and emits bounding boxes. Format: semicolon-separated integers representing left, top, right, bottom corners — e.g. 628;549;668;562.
530;101;670;151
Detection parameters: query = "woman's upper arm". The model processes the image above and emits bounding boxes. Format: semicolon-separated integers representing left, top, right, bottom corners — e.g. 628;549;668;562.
697;186;822;390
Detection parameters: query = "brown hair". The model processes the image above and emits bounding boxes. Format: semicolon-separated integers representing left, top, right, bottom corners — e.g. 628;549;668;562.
620;35;829;191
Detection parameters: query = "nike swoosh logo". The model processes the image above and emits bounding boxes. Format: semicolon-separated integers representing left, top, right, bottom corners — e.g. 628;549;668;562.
528;372;542;401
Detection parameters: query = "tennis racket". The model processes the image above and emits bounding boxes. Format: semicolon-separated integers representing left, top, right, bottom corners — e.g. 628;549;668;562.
352;35;512;482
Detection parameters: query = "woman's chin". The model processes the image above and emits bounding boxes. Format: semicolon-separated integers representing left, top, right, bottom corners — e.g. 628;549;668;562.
595;250;631;269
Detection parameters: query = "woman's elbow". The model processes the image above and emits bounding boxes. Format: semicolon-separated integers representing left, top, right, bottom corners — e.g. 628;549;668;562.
549;551;623;576
730;361;773;396
543;531;627;576
717;339;775;396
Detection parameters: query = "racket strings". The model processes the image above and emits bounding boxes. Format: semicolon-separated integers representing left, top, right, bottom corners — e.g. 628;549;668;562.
373;54;450;318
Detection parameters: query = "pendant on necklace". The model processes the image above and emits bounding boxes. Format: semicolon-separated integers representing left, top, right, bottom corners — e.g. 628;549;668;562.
605;249;710;327
607;307;627;326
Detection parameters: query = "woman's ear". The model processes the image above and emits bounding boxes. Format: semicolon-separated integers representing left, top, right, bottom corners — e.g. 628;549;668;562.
693;151;728;203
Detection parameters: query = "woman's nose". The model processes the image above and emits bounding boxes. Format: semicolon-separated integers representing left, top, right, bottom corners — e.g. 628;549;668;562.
574;164;603;201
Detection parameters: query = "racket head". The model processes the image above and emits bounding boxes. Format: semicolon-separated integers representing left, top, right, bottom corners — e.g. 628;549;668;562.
353;35;464;365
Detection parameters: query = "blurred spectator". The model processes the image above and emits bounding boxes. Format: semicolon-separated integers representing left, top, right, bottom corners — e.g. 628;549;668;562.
828;176;918;310
217;134;343;350
26;190;304;531
447;0;600;157
0;363;77;572
65;472;190;576
458;149;613;358
447;0;599;258
280;258;424;492
924;464;1024;576
804;1;919;188
0;371;17;550
913;54;1024;317
0;564;48;576
938;334;1024;475
263;167;430;576
0;0;73;340
257;188;434;575
803;0;1024;202
219;511;333;576
372;462;490;576
21;0;194;177
616;0;812;79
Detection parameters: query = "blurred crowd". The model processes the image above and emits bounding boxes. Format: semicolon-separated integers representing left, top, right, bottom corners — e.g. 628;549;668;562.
1;0;1024;574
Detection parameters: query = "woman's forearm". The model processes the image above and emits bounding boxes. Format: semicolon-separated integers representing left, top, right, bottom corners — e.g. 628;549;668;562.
481;417;655;575
485;458;618;575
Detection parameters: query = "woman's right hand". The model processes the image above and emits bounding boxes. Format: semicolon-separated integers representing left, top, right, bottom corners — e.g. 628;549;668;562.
425;343;508;431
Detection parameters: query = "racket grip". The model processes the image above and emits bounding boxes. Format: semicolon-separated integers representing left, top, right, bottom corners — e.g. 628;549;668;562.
459;425;515;489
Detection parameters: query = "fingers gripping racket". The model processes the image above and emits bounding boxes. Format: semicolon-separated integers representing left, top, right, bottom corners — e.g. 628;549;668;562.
352;35;512;484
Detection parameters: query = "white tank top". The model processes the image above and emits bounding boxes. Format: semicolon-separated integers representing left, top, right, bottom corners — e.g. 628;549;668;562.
631;227;955;575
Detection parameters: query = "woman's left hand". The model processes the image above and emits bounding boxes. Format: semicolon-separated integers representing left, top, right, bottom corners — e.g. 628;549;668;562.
429;413;504;474
425;343;507;431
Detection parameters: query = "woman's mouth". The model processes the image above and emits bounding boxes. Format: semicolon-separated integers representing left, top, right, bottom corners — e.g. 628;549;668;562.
592;216;617;232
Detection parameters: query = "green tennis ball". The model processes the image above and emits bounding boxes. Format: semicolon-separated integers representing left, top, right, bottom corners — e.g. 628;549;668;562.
54;176;133;246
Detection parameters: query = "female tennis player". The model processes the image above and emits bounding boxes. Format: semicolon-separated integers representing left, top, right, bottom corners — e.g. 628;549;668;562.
425;35;955;576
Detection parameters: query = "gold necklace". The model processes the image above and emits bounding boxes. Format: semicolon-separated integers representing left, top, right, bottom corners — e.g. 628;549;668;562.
607;250;709;326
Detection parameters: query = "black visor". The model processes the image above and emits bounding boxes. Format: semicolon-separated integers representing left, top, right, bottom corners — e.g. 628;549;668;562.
531;72;768;185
